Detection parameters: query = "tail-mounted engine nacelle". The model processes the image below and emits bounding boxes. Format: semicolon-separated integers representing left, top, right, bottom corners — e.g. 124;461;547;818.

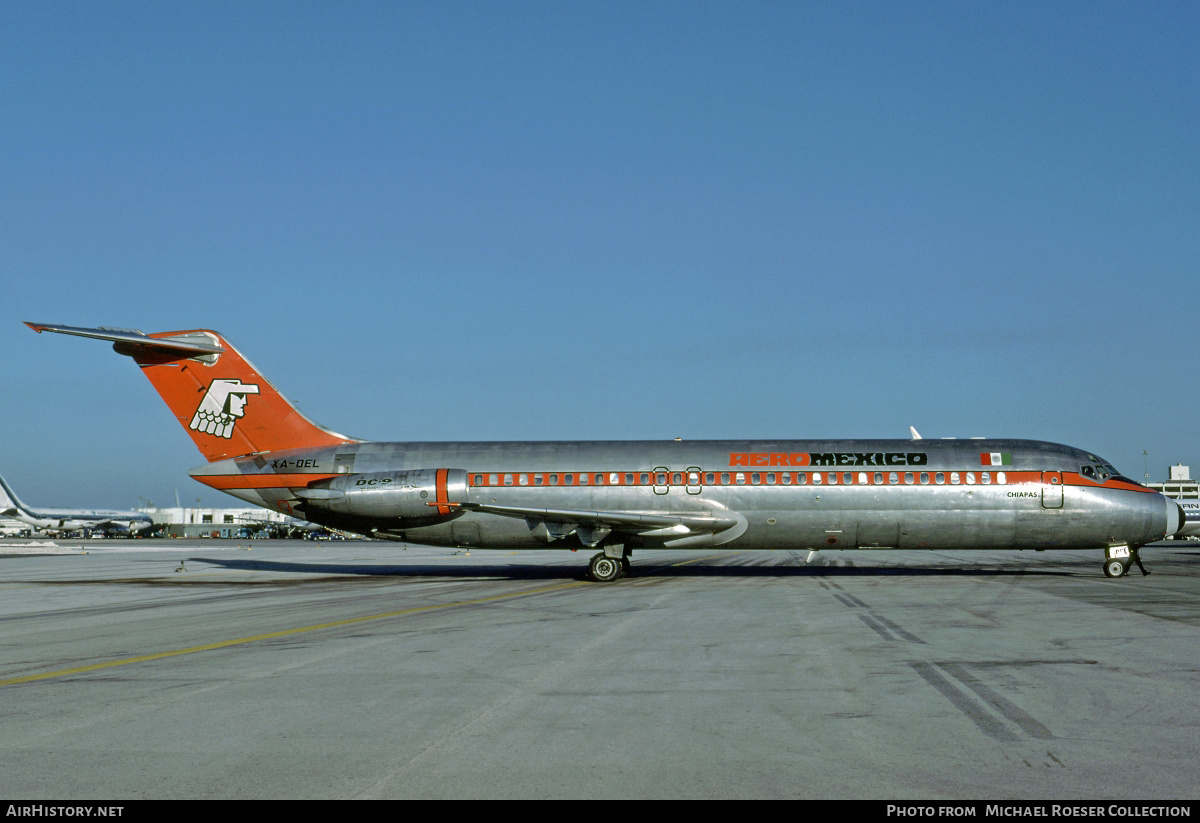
295;468;467;525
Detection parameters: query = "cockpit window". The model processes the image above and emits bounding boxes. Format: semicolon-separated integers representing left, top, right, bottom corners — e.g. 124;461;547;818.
1081;461;1134;485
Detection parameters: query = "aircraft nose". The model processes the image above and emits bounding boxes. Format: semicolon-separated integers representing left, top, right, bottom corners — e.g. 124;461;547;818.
1165;498;1184;538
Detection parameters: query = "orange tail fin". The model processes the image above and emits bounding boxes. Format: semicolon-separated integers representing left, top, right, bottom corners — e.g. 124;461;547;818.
26;323;354;462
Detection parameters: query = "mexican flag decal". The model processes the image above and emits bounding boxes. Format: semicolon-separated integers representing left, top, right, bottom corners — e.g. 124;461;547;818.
981;452;1012;466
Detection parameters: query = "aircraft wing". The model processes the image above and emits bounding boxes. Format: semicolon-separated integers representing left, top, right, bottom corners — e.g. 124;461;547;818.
90;519;142;531
449;501;739;545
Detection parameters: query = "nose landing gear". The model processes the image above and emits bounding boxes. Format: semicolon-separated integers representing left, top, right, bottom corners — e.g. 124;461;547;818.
1103;546;1150;578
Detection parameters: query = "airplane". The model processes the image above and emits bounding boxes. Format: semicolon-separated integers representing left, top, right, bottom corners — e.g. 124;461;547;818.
25;322;1183;580
1174;500;1200;539
0;471;154;536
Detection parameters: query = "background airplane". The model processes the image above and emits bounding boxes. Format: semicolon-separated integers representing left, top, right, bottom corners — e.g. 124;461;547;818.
25;322;1183;579
0;472;154;536
1175;500;1200;539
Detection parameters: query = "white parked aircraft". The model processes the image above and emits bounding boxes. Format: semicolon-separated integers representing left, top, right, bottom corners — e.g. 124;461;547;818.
0;473;154;536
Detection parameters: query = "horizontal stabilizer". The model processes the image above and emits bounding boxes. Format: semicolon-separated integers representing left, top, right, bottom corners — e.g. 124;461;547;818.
25;323;224;359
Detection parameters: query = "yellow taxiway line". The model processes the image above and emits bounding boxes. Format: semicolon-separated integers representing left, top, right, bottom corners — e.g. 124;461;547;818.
670;553;734;567
0;580;588;687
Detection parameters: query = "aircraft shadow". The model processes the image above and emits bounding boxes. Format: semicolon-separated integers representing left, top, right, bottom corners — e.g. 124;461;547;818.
190;556;1077;581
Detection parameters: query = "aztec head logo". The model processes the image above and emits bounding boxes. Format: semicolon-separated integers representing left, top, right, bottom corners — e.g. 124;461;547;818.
190;379;261;439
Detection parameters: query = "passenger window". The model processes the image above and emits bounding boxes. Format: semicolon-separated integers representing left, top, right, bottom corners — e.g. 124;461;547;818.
782;473;792;485
519;474;528;485
904;472;914;484
474;474;483;486
920;472;929;484
625;473;634;485
705;472;715;484
797;472;808;485
874;472;883;485
610;473;620;485
751;473;761;485
997;472;1006;484
640;473;650;484
489;474;498;486
950;472;960;485
889;472;899;484
981;472;991;484
812;472;822;485
579;474;589;485
828;473;837;485
735;472;746;485
535;474;544;486
843;473;853;484
936;472;945;485
966;472;976;485
858;472;868;485
766;472;776;485
721;472;730;484
656;472;667;485
565;474;574;485
549;474;558;486
689;472;700;485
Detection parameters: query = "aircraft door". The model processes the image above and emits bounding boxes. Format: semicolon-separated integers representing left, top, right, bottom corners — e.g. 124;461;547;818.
1041;472;1063;508
685;467;702;495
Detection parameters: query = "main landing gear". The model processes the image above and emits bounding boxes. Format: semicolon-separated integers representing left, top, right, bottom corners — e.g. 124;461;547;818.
1103;545;1150;578
588;545;631;582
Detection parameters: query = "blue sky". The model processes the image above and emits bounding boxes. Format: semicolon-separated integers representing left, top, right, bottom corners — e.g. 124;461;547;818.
4;1;1197;508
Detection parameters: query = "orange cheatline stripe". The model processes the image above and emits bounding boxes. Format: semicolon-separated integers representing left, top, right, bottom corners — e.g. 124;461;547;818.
194;468;1157;495
0;580;588;687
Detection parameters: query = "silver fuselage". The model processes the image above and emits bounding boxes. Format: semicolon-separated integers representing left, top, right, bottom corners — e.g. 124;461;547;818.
193;438;1180;552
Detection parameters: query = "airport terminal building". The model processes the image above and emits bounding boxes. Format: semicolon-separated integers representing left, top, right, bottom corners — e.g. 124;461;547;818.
135;506;312;538
1147;464;1199;500
1;507;310;539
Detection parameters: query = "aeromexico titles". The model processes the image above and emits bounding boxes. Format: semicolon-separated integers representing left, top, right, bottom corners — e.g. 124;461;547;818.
26;322;1183;581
